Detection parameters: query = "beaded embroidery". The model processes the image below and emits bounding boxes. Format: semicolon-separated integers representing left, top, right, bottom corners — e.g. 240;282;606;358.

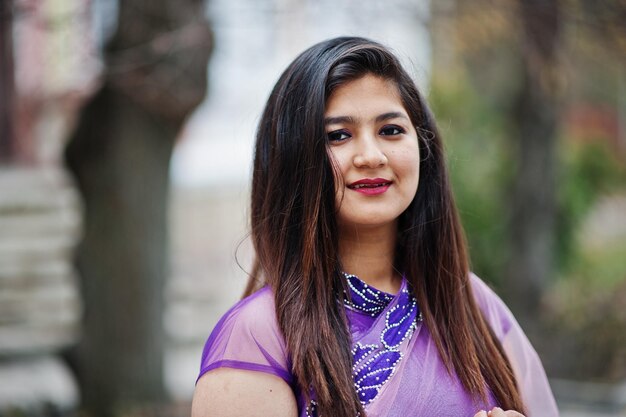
342;272;395;317
381;290;419;350
346;274;421;406
305;274;421;416
353;346;403;403
305;400;317;417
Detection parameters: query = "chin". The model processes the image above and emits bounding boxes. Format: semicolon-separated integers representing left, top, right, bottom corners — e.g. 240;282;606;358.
338;216;399;231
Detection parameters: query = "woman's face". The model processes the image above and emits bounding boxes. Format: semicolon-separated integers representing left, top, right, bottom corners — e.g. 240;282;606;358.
325;74;420;232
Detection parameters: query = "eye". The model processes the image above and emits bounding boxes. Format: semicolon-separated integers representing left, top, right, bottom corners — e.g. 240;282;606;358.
379;125;405;136
327;129;351;143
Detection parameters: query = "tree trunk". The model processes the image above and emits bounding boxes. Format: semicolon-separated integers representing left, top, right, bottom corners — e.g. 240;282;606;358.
0;0;15;161
505;0;562;328
64;1;212;415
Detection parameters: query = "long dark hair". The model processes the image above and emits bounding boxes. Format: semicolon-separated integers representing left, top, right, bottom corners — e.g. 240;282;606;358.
245;37;525;416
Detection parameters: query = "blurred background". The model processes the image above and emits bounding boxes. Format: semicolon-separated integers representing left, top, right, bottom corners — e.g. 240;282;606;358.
0;0;624;416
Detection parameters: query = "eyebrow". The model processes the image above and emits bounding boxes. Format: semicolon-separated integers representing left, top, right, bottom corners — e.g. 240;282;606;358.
324;111;409;126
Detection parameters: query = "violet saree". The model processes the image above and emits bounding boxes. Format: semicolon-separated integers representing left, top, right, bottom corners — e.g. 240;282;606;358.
197;273;559;417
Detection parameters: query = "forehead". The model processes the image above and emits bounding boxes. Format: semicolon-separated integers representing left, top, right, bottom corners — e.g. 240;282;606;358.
325;75;405;116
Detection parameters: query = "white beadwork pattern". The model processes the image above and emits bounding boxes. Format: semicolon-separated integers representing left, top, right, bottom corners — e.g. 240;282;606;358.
347;280;422;406
305;274;422;416
342;272;395;317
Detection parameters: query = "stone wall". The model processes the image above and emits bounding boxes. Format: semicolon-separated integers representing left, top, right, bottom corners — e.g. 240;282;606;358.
165;185;251;399
0;166;253;409
0;166;81;411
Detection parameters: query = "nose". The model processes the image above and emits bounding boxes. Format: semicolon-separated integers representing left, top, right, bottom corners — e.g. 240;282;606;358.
353;136;387;168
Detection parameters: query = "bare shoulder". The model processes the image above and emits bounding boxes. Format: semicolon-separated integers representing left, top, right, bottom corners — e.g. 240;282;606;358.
191;367;299;417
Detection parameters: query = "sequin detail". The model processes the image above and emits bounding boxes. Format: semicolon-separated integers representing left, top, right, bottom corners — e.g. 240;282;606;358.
305;275;421;416
344;275;422;406
342;272;394;317
353;347;403;403
305;400;317;417
352;343;378;366
381;290;419;350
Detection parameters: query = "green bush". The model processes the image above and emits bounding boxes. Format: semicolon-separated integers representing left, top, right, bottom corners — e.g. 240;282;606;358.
429;75;512;285
430;74;626;381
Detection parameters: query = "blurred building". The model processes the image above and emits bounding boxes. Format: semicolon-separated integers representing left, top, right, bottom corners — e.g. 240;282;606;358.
0;0;97;411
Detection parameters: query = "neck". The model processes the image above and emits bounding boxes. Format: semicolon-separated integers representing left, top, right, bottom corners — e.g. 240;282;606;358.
338;222;401;294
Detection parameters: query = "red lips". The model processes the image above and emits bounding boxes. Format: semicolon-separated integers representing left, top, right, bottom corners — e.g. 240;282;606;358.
347;178;392;195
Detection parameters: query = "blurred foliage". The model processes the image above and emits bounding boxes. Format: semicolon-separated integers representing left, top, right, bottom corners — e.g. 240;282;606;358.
429;73;512;285
556;140;626;273
546;141;626;381
545;239;626;381
429;0;626;382
436;85;626;287
429;68;626;382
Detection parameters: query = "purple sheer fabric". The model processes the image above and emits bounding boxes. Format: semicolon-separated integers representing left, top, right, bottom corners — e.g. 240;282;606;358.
198;287;293;386
197;274;559;417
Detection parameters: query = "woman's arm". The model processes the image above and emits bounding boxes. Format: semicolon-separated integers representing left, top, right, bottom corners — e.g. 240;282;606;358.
191;368;299;417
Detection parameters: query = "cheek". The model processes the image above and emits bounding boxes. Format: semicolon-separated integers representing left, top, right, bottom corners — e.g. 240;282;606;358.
405;163;420;195
394;148;420;185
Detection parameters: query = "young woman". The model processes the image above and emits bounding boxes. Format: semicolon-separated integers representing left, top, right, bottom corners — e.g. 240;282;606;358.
191;37;559;417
